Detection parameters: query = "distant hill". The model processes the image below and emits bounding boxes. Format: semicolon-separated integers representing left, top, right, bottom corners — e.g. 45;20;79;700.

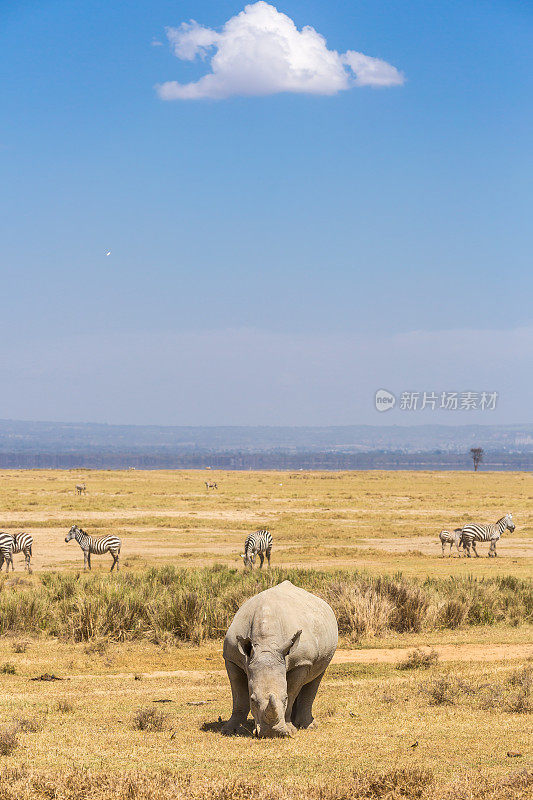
0;419;532;469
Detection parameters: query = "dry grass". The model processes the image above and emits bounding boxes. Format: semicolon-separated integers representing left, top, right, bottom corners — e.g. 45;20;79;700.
0;469;529;792
0;727;18;756
397;648;439;670
0;768;530;800
504;665;532;713
56;699;75;714
328;583;394;641
421;665;533;713
15;715;43;733
0;639;528;783
132;706;166;731
426;675;459;705
0;566;529;644
83;639;108;656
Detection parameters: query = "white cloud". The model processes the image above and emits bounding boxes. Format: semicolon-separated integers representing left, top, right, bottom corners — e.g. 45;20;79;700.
155;1;404;100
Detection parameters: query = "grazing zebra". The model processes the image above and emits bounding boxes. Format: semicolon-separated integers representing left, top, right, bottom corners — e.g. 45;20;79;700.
438;528;463;557
65;525;121;571
460;513;515;558
75;483;86;495
0;532;15;572
205;481;218;490
240;529;273;569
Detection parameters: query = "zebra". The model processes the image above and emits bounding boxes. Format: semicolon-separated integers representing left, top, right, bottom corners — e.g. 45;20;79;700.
65;525;121;571
0;532;32;572
75;483;86;495
460;513;515;558
0;532;15;572
205;481;218;490
438;528;463;557
240;529;273;569
11;531;33;572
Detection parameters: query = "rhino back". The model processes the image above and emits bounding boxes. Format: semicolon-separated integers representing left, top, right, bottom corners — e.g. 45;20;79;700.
224;581;338;669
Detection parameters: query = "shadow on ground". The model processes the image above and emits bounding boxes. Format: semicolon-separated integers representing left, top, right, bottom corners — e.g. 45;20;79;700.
202;718;254;736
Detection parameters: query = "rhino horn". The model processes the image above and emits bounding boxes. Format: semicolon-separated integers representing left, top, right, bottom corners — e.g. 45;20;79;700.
280;629;302;657
263;694;278;724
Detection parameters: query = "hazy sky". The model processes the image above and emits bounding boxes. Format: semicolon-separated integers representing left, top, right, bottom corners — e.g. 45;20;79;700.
1;1;532;425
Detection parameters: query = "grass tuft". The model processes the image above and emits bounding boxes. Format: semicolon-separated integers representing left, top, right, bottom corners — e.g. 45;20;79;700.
426;675;458;705
0;768;528;800
15;716;42;733
56;700;75;714
132;707;166;732
505;666;532;713
0;727;18;756
397;648;439;670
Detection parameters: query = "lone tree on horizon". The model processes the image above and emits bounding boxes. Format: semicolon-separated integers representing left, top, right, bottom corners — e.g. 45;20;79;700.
470;447;484;471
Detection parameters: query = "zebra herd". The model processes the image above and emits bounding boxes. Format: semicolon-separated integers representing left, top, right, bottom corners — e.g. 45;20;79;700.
439;513;515;557
0;526;122;573
242;514;517;570
0;514;516;575
248;514;516;570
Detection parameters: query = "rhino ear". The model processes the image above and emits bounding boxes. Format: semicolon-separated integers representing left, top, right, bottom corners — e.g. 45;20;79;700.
236;635;253;659
281;629;302;658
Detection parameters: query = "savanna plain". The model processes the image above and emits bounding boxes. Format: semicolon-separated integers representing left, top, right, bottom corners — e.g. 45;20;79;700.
0;469;531;800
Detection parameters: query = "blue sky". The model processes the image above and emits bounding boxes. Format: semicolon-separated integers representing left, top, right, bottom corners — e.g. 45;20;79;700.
1;0;532;425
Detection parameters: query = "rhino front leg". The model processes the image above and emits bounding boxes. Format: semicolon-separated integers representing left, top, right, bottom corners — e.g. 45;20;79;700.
222;660;250;735
291;671;325;730
285;665;314;732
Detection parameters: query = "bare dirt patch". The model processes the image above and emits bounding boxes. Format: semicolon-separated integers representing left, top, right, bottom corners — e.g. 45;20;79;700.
66;643;533;680
334;643;533;665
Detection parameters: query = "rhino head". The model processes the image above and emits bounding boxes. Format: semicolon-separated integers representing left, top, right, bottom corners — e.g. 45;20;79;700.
237;629;302;738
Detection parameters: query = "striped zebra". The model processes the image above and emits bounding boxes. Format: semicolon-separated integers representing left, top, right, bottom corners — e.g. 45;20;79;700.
65;525;121;571
460;513;515;558
0;532;32;572
438;528;463;557
205;481;218;490
240;529;272;569
75;483;86;495
0;532;15;572
11;531;33;572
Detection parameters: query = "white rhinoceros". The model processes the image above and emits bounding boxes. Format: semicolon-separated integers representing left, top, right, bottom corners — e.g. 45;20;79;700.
222;580;338;738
